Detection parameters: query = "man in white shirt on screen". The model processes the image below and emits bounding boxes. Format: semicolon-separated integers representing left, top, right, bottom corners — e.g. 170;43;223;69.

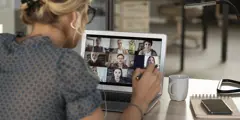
112;40;128;54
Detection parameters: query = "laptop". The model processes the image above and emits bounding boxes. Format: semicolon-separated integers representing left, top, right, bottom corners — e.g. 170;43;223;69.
75;30;167;113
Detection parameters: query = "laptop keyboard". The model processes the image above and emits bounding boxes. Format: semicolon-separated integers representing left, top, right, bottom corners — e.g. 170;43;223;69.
101;91;132;102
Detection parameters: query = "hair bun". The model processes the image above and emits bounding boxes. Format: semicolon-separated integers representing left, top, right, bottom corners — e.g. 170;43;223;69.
20;3;29;10
21;0;43;10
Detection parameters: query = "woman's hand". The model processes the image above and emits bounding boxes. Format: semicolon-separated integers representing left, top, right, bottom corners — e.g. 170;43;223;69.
131;64;162;113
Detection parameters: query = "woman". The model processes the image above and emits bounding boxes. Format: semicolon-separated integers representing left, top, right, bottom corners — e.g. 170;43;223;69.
147;56;156;66
91;66;98;75
88;52;104;67
138;40;157;56
129;60;134;68
109;68;124;83
0;0;161;120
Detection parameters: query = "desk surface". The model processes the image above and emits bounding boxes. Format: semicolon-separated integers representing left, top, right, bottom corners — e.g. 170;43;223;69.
105;78;240;120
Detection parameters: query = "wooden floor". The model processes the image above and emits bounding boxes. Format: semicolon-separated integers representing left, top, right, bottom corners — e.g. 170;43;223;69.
150;24;240;81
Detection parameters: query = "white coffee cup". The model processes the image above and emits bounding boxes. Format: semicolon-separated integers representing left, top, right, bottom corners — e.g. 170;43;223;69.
168;75;189;101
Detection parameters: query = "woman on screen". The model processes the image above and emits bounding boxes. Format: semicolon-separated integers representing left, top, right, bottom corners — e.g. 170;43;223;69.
147;56;156;66
109;68;124;83
88;52;105;67
129;60;134;68
138;40;157;56
91;67;98;75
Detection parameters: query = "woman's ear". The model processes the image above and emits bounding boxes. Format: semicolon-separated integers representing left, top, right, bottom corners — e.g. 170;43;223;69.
70;12;78;29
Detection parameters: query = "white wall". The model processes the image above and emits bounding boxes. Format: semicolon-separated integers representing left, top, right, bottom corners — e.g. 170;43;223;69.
0;0;15;33
97;67;108;82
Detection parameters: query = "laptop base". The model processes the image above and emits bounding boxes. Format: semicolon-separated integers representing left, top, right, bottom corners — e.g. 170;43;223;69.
101;94;160;114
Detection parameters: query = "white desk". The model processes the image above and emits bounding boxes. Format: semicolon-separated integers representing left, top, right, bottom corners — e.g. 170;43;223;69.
105;78;240;120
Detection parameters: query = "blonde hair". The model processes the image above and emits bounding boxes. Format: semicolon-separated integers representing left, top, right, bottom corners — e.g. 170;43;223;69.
20;0;90;34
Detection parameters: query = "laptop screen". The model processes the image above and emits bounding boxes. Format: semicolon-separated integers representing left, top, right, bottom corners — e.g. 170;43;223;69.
84;35;162;86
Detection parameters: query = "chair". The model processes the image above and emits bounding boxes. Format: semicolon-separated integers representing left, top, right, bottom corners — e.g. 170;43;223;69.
158;4;203;48
215;3;239;27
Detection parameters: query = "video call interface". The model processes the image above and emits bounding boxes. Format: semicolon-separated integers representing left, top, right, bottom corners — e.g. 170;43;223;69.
84;35;162;85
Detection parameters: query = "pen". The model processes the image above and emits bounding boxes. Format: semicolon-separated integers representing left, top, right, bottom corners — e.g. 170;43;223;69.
136;65;158;80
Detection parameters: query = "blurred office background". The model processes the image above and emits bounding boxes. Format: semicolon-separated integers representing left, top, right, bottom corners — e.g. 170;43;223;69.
1;0;240;80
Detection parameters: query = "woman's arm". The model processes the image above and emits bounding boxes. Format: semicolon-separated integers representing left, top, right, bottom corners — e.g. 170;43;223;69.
122;64;161;120
121;99;148;120
138;50;143;55
82;64;161;120
152;50;158;56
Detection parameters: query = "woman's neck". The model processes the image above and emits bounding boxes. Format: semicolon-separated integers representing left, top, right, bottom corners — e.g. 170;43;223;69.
144;49;151;52
118;63;123;67
115;77;120;82
92;59;97;62
18;23;66;47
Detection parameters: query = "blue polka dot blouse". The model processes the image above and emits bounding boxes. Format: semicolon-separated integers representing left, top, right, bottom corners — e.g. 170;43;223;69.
0;33;102;120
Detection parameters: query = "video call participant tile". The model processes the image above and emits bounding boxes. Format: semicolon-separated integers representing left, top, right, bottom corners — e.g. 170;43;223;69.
135;40;161;56
107;54;134;69
133;55;145;69
144;56;160;68
90;66;108;82
106;68;128;84
85;52;109;67
109;39;133;55
125;69;134;84
85;37;111;53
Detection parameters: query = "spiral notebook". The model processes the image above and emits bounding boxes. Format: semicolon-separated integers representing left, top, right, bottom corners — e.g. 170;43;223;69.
190;94;240;119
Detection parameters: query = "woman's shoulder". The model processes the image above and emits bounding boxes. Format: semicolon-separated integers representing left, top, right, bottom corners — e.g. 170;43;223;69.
0;33;16;43
0;33;84;65
151;49;157;54
0;33;15;38
112;48;117;52
138;50;143;54
58;49;84;63
151;49;156;52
